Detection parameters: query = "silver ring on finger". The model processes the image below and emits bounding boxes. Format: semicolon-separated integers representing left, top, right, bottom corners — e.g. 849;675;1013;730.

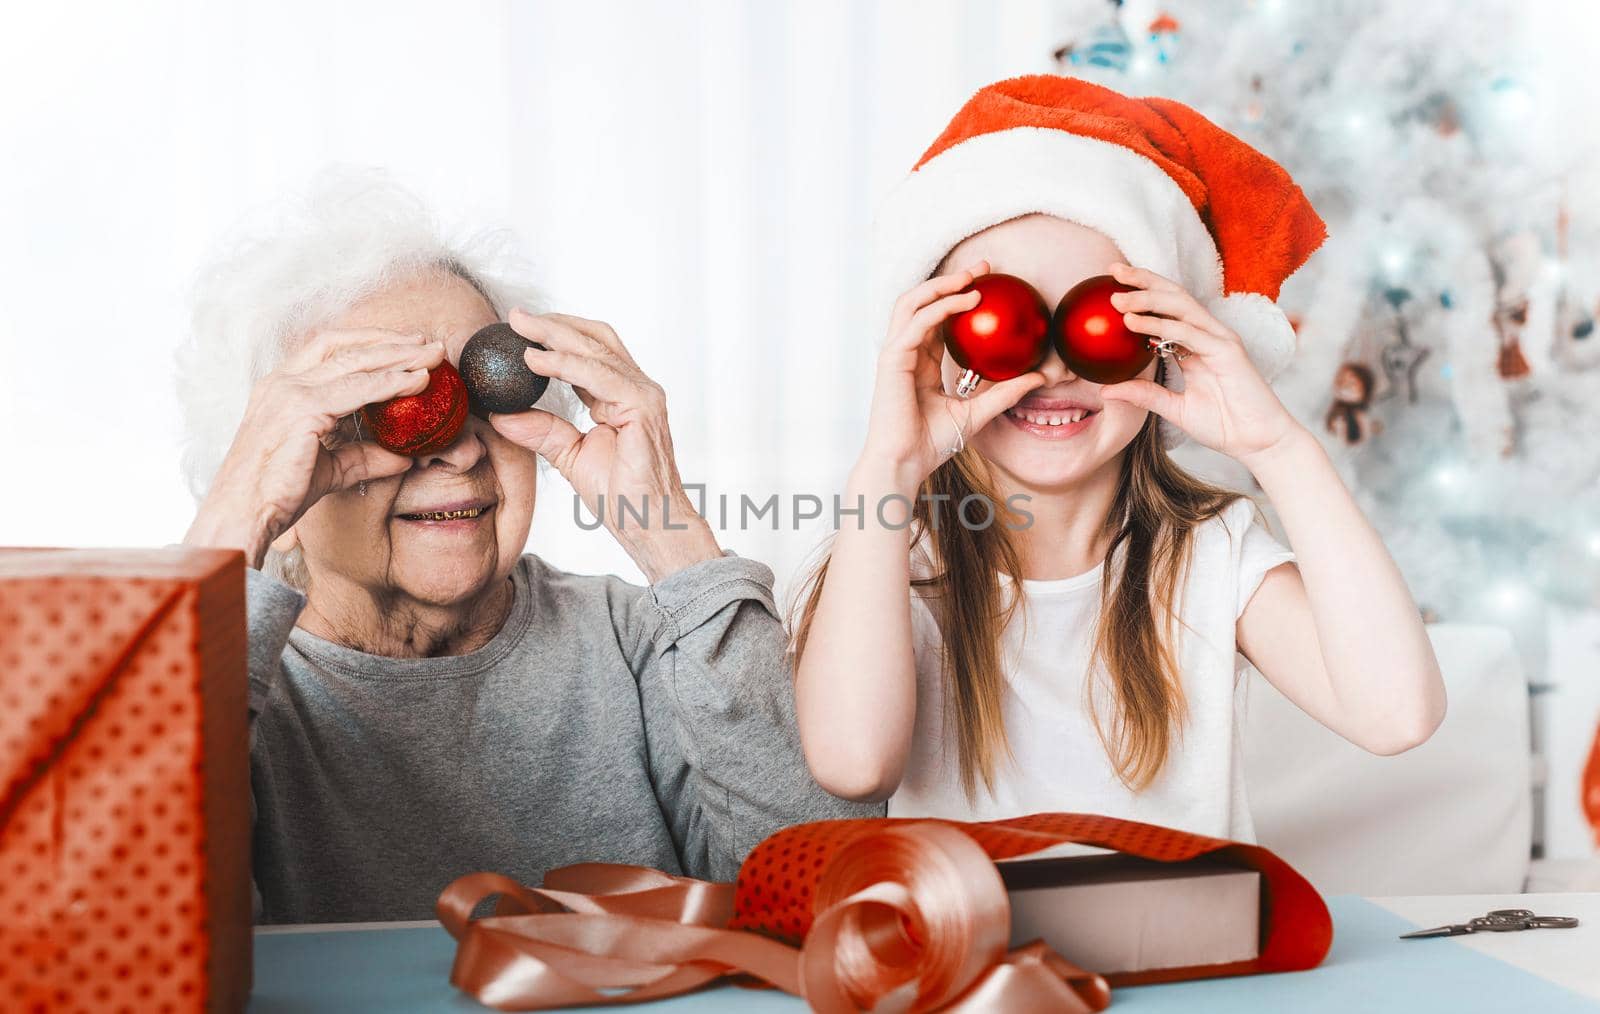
943;400;967;459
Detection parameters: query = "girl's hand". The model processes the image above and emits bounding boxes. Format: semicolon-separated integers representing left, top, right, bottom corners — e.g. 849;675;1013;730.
185;328;445;566
488;309;721;582
1099;262;1303;469
863;261;1045;489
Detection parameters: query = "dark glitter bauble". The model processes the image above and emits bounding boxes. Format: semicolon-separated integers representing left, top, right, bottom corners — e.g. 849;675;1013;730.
459;322;551;416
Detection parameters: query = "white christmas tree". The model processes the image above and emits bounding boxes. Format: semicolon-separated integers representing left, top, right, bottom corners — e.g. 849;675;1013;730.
1056;0;1600;666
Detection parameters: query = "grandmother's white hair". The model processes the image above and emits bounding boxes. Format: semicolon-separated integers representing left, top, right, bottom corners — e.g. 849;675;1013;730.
177;167;579;502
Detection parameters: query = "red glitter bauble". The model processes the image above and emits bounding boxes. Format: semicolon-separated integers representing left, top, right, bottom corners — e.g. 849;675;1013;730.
943;273;1051;382
360;361;469;456
1053;275;1151;385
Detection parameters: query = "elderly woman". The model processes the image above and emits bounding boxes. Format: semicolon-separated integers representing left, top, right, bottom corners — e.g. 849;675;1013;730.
179;175;875;924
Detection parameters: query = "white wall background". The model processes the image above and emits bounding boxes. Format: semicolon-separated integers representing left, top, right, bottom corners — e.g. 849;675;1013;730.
0;0;1099;589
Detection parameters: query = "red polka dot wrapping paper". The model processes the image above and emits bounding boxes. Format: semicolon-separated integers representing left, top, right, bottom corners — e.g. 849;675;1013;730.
732;811;1334;987
0;549;252;1013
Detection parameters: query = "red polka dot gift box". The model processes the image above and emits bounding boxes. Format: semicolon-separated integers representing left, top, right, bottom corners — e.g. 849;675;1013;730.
0;548;251;1013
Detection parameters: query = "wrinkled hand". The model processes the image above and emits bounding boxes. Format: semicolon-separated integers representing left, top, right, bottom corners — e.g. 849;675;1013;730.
185;328;445;566
1100;262;1303;468
489;309;721;582
864;261;1044;490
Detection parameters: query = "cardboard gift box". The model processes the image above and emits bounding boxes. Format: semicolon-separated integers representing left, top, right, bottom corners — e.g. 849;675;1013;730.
997;848;1262;976
0;548;251;1012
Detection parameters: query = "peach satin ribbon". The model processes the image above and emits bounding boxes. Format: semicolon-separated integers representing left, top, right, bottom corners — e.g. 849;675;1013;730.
437;822;1111;1012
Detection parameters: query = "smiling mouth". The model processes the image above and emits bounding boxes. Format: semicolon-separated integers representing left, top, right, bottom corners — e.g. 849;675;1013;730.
1004;406;1098;427
397;505;491;522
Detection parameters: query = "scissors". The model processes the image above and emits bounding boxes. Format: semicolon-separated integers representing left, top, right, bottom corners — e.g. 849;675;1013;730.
1399;908;1580;939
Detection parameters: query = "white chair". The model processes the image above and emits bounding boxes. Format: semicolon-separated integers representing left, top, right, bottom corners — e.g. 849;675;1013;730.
1243;623;1532;896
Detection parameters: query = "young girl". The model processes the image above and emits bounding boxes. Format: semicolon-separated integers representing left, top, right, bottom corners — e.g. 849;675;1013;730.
792;76;1446;840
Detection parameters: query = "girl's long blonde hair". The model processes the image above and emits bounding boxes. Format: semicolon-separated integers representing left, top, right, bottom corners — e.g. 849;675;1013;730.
791;410;1242;799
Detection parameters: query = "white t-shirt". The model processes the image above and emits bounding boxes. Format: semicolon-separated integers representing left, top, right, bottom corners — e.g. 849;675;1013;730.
888;497;1296;842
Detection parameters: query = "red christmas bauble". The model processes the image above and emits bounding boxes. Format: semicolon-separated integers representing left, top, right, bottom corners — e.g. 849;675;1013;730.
943;273;1051;382
1584;721;1600;846
360;361;469;456
1053;275;1151;385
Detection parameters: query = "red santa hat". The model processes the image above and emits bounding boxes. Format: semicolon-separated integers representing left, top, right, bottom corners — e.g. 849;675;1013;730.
872;75;1327;444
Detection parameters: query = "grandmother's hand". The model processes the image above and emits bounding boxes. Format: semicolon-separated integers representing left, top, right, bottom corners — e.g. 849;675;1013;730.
489;309;722;583
184;328;446;568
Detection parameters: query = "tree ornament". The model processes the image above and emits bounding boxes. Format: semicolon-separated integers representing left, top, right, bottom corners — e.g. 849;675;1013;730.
1053;274;1151;385
1585;721;1600;848
1497;336;1532;380
1379;336;1430;404
1324;361;1383;446
944;273;1051;396
1552;202;1598;371
459;322;551;416
1492;297;1532;380
1242;75;1265;124
1147;12;1181;64
1421;93;1462;137
1056;0;1132;72
1375;289;1430;404
360;361;469;456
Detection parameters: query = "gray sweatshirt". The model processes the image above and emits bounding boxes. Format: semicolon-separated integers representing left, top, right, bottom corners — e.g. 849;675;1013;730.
245;552;880;924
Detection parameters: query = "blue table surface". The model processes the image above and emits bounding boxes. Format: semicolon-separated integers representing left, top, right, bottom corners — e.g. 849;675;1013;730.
249;896;1599;1012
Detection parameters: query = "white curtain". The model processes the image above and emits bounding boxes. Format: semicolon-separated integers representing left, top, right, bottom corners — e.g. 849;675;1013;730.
0;0;1091;590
